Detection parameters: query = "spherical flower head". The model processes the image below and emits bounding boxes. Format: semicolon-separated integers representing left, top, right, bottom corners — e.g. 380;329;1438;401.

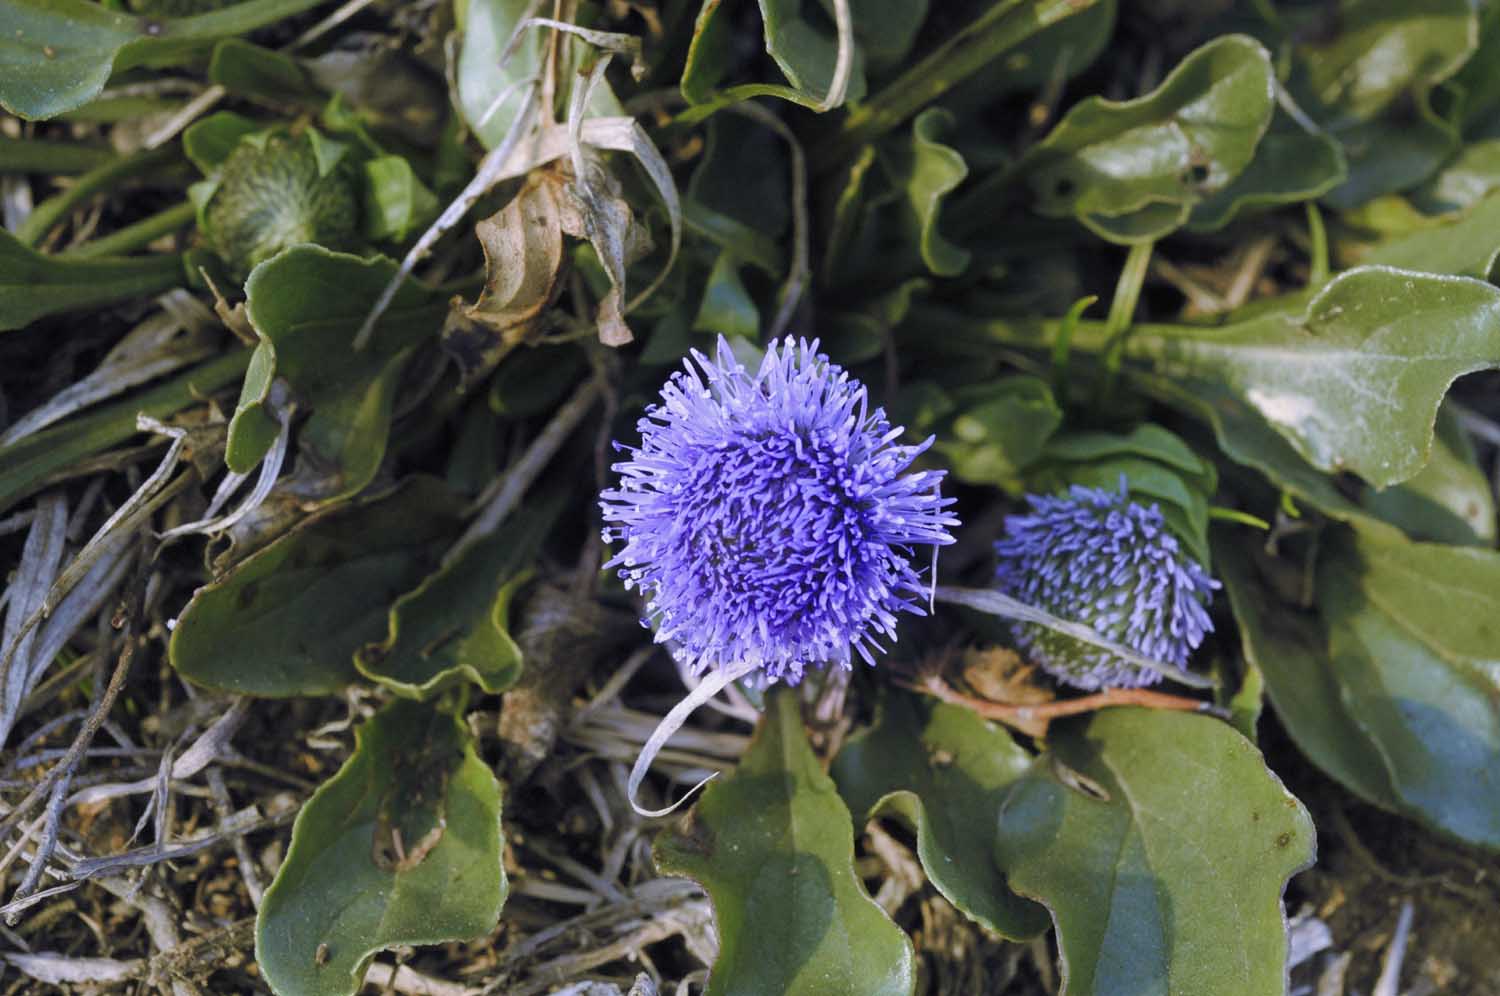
993;484;1219;690
600;336;958;685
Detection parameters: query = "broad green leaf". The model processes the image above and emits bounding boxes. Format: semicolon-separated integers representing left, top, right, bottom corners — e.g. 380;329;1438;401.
1219;526;1500;850
693;252;760;340
1021;35;1275;243
355;495;564;699
256;698;505;996
681;197;786;275
936;376;1062;488
239;246;447;501
1295;0;1475;125
1119;266;1500;489
831;691;1048;939
0;0;329;120
1318;527;1500;848
1187;120;1347;231
1363;190;1500;279
1363;404;1495;545
1320;96;1461;210
993;709;1314;996
655;689;916;996
182;111;260;174
1412;139;1500;213
1283;0;1476;208
361;156;439;242
680;0;867;111
883;108;970;277
0;230;185;333
456;0;545;149
0;351;249;515
208;38;319;103
168;478;462;697
488;343;587;417
1215;537;1403;811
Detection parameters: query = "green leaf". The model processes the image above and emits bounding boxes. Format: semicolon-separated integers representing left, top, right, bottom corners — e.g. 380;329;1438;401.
655;689;916;996
1215;536;1404;811
355;495;564;699
1295;0;1475;124
239;246;447;501
688;113;790;242
182;110;260;174
883;108;970;277
168;478;463;697
224;338;279;474
0;351;249;515
456;0;545;149
361;155;440;242
488;343;587;417
993;709;1314;996
1219;525;1500;850
679;0;867;111
1318;527;1500;847
0;229;185;333
936;376;1062;487
1362;404;1496;545
207;38;319;103
693;252;760;340
1122;266;1500;489
1363;190;1500;279
0;0;330;120
256;698;505;996
831;691;1049;939
1412;139;1500;213
1283;0;1477;208
1187;119;1347;231
1021;35;1275;244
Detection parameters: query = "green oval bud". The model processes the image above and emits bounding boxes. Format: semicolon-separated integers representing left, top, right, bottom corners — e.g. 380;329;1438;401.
203;132;359;277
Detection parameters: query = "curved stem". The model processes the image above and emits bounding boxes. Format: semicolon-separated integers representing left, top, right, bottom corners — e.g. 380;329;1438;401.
65;202;196;259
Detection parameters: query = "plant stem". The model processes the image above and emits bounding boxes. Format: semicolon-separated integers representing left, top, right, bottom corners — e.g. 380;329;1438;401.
65;202;196;259
815;0;1100;171
14;145;182;248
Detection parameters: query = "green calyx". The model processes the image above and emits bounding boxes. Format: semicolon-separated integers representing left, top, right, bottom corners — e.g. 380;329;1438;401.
203;130;360;277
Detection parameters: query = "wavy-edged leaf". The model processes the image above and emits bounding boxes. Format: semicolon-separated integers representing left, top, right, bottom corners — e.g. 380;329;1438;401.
680;0;866;111
1412;139;1500;214
993;708;1314;996
1021;34;1275;243
884;108;969;277
237;246;447;499
169;478;462;697
1362;404;1495;545
256;698;505;996
831;691;1048;939
0;0;329;120
1187;119;1346;231
1363;191;1500;280
1125;266;1500;488
655;689;915;996
355;494;564;699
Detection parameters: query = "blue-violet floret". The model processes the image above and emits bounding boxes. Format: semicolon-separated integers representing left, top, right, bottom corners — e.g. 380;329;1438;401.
600;336;958;685
993;484;1219;690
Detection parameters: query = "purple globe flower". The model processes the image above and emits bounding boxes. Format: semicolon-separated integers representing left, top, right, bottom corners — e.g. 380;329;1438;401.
993;484;1219;690
601;336;958;685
